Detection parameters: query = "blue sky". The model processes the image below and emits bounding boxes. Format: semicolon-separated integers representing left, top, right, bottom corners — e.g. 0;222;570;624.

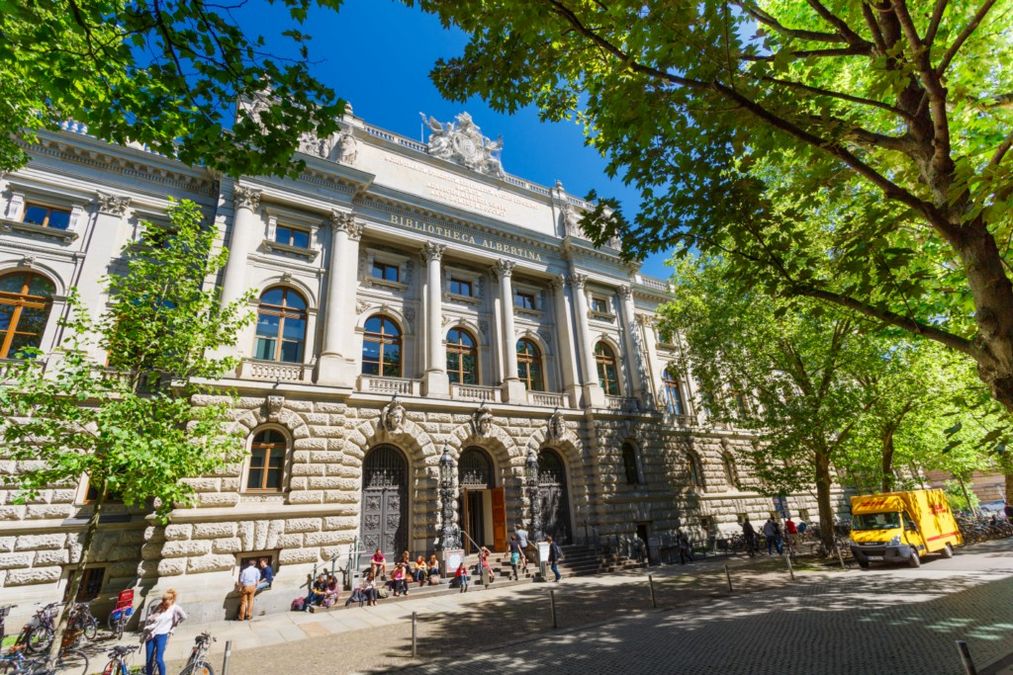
237;0;671;279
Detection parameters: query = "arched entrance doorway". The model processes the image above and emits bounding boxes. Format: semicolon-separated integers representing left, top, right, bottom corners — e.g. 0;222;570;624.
359;445;408;565
539;448;572;544
458;447;506;552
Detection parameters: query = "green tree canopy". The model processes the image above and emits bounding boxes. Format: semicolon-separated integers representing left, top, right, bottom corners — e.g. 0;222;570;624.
0;0;345;177
410;0;1013;413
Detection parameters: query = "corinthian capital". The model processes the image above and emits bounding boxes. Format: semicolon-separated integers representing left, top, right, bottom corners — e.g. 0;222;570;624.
423;242;446;262
495;260;515;279
329;210;363;240
635;313;655;327
619;284;632;301
568;272;588;289
233;185;261;212
95;191;130;216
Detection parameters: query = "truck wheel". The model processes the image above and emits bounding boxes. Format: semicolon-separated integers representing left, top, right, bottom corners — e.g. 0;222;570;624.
908;550;921;568
858;560;869;569
941;543;954;559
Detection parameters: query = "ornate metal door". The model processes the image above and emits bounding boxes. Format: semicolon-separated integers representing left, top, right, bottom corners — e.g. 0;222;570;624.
360;445;408;563
538;448;571;544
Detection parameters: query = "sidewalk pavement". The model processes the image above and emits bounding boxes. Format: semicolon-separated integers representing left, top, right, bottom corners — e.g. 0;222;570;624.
151;552;813;663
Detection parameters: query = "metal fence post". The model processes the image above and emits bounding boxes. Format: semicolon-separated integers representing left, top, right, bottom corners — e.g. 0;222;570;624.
411;611;417;658
836;545;847;570
549;589;558;629
956;641;977;675
648;574;657;608
785;553;795;581
724;563;733;593
222;640;232;675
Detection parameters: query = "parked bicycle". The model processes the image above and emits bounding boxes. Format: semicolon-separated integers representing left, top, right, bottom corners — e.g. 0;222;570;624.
179;631;215;675
107;589;136;640
67;601;99;642
100;644;142;675
0;604;89;675
15;603;59;653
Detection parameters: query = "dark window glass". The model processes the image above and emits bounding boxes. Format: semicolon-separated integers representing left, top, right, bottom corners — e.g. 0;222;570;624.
23;203;71;230
362;315;402;377
275;225;310;249
662;368;685;416
591;297;609;314
371;261;399;282
0;273;54;359
594;342;620;395
514;291;536;310
516;339;544;391
447;328;478;385
450;278;473;297
72;568;105;602
247;429;287;491
622;444;641;485
254;287;306;363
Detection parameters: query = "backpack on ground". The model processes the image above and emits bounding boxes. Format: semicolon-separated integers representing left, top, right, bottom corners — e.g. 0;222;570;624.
290;597;305;612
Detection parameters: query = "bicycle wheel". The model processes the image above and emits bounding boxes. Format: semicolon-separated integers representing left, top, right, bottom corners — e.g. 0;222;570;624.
180;660;215;675
25;625;53;653
80;616;98;641
53;649;89;675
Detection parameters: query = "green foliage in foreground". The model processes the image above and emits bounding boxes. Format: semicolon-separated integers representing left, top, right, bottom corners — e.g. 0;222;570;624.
0;200;252;651
0;0;345;177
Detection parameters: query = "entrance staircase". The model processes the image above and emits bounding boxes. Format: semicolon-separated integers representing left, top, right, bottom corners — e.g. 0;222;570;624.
480;544;646;582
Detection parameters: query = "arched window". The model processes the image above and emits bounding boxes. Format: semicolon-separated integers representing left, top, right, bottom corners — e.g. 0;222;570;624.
446;327;478;384
516;339;544;391
722;453;738;489
622;442;642;485
246;429;288;491
0;272;55;359
594;342;620;395
254;287;307;363
662;368;685;416
687;452;705;490
362;314;402;377
459;447;494;489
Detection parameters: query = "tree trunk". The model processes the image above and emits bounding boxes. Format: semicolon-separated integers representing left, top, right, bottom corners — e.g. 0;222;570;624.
48;485;105;661
881;426;896;493
955;475;975;515
814;449;836;554
947;222;1013;412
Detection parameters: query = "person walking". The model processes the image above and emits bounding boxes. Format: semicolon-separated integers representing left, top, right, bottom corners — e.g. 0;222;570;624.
142;589;186;675
741;518;757;557
677;530;693;564
237;559;260;620
508;534;523;580
547;535;563;582
784;517;798;555
255;558;274;592
762;517;777;556
515;522;531;569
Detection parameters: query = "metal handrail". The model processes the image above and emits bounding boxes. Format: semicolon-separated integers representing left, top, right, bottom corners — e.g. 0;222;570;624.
459;529;482;554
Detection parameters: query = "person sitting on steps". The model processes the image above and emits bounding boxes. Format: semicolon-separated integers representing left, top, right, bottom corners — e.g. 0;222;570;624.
427;554;440;584
455;561;469;593
391;562;409;596
370;548;387;580
413;555;427;586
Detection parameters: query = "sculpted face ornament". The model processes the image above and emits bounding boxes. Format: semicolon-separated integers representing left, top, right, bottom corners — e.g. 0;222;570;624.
547;407;565;441
265;395;285;422
380;395;406;433
472;402;494;437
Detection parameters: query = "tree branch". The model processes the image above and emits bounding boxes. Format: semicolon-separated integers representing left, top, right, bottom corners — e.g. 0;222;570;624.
757;75;914;119
733;2;847;43
790;284;977;357
861;2;888;52
936;0;997;76
805;0;870;46
925;0;948;45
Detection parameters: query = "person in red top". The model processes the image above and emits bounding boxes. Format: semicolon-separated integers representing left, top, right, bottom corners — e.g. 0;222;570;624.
784;518;798;555
455;561;469;593
370;548;387;580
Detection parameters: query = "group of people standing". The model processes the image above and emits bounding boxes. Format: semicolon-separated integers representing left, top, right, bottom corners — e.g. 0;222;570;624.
741;516;805;556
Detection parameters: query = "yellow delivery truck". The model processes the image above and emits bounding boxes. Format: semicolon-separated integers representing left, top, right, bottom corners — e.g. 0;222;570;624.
849;489;963;568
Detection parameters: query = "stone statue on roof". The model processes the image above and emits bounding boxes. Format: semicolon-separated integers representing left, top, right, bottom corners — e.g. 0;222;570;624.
420;112;506;178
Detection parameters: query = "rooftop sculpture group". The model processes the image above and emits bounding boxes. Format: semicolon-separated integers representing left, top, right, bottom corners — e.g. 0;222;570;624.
421;112;506;178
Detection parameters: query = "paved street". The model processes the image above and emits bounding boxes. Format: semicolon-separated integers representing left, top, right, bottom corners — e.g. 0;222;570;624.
91;538;1010;674
405;538;1013;675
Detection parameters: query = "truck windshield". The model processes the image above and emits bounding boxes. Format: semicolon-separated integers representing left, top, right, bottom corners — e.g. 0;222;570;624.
852;512;901;530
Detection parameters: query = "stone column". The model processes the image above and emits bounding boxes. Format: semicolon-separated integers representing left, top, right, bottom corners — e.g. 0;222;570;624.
423;242;449;397
496;260;527;403
570;272;605;407
316;210;362;387
551;275;581;408
637;314;664;409
220;185;261;307
618;285;645;405
79;192;130;317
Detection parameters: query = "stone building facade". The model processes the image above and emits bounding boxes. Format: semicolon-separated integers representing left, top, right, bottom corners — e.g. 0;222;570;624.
0;112;836;622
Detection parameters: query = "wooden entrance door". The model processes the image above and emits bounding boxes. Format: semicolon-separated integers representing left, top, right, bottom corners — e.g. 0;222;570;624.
492;486;507;551
360;445;408;565
539;448;571;544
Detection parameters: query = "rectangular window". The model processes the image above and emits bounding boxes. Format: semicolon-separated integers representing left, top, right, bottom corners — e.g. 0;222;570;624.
371;261;399;283
514;291;536;310
450;278;473;297
591;297;609;314
23;203;71;230
66;567;105;602
275;225;310;249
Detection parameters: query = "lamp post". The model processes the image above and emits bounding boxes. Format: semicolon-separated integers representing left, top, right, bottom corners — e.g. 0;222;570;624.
439;445;460;550
526;448;543;542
